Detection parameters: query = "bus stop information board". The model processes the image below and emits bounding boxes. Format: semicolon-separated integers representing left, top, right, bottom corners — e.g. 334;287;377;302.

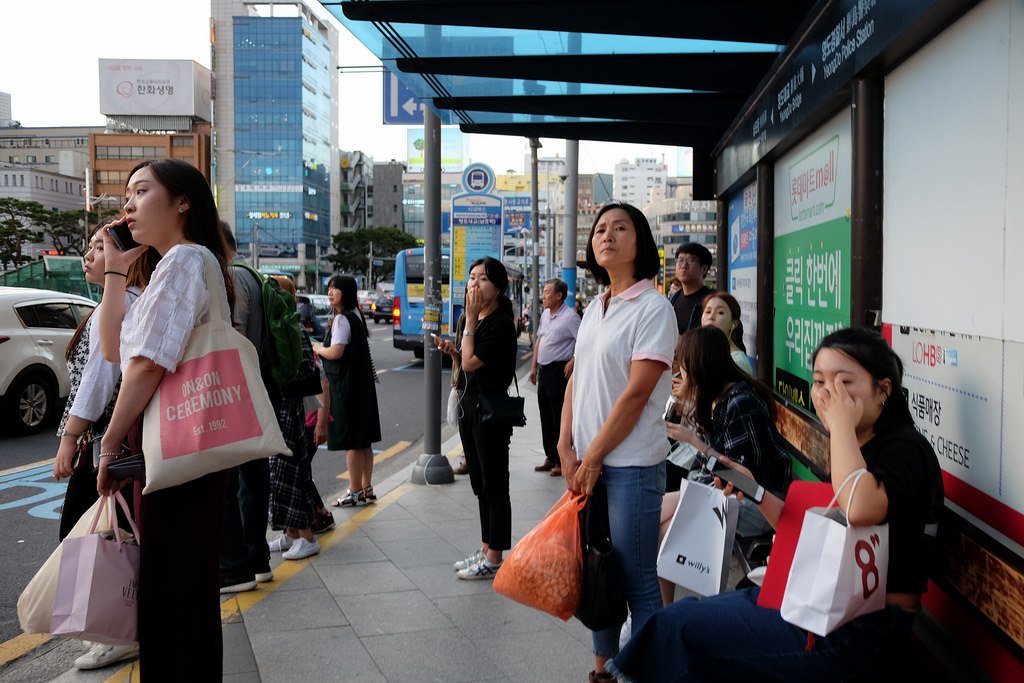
773;109;852;412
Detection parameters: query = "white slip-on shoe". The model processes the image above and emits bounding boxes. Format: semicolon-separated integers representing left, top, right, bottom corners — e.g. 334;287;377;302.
268;534;295;553
74;643;139;670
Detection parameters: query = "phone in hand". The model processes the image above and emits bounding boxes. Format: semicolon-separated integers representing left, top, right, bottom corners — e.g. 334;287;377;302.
108;219;140;252
705;455;765;504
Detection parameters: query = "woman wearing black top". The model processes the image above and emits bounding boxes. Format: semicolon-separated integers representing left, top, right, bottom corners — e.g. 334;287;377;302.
435;257;518;580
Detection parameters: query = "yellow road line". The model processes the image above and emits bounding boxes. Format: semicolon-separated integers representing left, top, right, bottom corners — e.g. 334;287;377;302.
0;633;51;668
0;459;55;477
104;483;414;683
335;440;412;480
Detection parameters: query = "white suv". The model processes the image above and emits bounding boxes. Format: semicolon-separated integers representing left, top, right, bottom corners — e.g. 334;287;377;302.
0;287;96;434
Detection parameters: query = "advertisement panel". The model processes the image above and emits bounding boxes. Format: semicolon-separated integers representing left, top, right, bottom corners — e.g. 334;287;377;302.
727;181;758;368
503;196;531;236
406;128;465;173
886;325;1024;547
98;59;211;119
773;108;852;412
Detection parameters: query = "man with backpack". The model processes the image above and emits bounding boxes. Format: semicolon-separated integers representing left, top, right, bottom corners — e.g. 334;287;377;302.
218;226;303;593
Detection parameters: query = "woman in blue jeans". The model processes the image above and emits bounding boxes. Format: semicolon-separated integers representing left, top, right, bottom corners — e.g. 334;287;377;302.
557;203;677;682
608;328;944;682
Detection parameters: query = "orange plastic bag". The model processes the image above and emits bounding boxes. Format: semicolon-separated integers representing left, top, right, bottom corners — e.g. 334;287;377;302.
494;490;586;620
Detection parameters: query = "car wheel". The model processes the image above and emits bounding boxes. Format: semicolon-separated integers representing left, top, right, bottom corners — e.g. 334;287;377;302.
9;372;55;435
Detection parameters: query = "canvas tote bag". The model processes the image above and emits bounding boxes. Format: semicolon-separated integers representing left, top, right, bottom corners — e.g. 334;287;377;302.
50;492;140;645
780;468;889;636
657;478;739;596
140;249;289;493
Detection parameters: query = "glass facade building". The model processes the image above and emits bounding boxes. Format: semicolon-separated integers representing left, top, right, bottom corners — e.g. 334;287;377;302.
232;15;332;260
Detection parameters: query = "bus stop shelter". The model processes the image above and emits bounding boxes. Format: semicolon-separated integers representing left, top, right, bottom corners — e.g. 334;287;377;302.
321;2;1024;678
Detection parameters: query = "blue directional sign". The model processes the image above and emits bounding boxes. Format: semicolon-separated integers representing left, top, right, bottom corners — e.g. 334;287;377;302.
382;69;425;125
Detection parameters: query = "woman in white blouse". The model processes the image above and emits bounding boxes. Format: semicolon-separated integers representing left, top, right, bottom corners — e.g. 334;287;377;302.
95;158;237;680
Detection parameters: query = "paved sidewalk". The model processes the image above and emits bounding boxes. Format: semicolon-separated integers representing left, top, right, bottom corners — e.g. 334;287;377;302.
3;379;596;683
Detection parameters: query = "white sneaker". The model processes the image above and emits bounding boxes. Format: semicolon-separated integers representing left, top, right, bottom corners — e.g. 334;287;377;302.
282;537;320;560
268;534;295;553
456;558;501;580
74;643;139;670
452;548;484;572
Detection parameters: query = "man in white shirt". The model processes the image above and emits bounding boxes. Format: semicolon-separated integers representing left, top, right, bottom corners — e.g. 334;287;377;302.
529;278;581;476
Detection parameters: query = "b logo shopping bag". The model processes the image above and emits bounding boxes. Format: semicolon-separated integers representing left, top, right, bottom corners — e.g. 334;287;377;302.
657;479;739;596
141;250;289;493
780;469;888;636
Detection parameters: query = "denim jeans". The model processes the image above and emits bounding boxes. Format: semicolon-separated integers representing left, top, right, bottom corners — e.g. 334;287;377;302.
608;586;917;682
592;462;666;658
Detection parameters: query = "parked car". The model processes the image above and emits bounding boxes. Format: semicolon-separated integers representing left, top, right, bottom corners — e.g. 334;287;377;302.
370;294;395;324
296;293;331;339
356;289;376;318
0;287;96;434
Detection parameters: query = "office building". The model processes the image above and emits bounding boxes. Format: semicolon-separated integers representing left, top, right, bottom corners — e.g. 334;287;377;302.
340;150;372;230
212;0;339;290
614;156;667;208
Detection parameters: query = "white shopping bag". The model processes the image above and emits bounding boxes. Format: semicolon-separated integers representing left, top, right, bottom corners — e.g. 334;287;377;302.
657;479;739;596
780;469;888;636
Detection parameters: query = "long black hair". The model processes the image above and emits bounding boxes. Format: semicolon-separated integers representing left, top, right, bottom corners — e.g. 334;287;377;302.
327;274;368;338
811;327;914;436
468;256;514;319
585;202;661;286
127;159;234;316
680;326;776;434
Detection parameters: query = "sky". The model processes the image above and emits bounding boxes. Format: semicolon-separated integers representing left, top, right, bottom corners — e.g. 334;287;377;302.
0;0;684;176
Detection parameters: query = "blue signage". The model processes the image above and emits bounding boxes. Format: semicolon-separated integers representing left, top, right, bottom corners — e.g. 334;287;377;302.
461;163;495;194
728;187;758;271
382;69;424;125
503;196;532;236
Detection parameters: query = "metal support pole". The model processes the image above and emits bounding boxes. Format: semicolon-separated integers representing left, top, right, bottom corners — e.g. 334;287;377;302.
563;140;579;307
529;138;542;340
411;104;453;485
851;77;884;329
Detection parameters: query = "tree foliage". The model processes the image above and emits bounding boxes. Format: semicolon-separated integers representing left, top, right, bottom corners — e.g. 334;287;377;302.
0;198;46;270
328;226;418;284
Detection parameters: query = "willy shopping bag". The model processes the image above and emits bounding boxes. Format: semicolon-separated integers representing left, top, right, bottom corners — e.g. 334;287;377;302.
18;496;124;634
780;469;888;636
141;249;289;494
657;478;739;596
50;492;141;645
494;491;586;620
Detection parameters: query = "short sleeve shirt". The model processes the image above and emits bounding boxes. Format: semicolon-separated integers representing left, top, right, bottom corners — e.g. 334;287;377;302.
571;280;677;467
463;311;517;394
536;302;581;365
330;313;352;346
120;244;216;372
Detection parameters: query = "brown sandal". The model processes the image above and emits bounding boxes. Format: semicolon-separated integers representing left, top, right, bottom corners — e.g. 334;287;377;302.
588;671;615;682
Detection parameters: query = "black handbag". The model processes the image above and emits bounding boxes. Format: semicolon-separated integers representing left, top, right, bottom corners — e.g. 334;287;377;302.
477;374;527;427
575;480;628;631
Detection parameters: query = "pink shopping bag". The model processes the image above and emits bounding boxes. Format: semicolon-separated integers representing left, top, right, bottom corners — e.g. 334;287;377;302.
50;492;140;645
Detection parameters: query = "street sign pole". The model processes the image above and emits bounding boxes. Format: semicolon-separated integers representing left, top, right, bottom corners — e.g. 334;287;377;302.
411;102;453;485
529;138;542;339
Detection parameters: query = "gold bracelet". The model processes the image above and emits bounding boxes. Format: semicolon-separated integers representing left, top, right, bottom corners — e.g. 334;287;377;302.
98;452;122;459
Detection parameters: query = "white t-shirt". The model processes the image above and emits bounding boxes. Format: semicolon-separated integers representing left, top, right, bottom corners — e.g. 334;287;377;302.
70;288;140;422
572;279;677;468
329;313;352;346
120;244;219;372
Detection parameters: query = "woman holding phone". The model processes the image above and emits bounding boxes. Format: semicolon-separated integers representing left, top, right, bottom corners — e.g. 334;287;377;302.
557;203;677;682
610;328;944;681
95;158;236;679
434;257;518;580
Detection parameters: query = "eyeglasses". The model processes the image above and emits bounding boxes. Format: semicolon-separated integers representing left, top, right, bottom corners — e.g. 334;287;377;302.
676;256;702;267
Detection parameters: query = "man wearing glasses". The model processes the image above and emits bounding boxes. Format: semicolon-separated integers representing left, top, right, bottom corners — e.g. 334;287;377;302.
669;243;714;334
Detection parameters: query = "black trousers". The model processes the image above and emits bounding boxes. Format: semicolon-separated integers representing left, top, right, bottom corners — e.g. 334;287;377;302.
459;395;513;551
537;361;569;465
138;471;225;682
220;458;271;575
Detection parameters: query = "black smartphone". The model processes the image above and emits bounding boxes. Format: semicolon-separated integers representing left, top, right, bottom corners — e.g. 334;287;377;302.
705;455;765;504
108;219;140;252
